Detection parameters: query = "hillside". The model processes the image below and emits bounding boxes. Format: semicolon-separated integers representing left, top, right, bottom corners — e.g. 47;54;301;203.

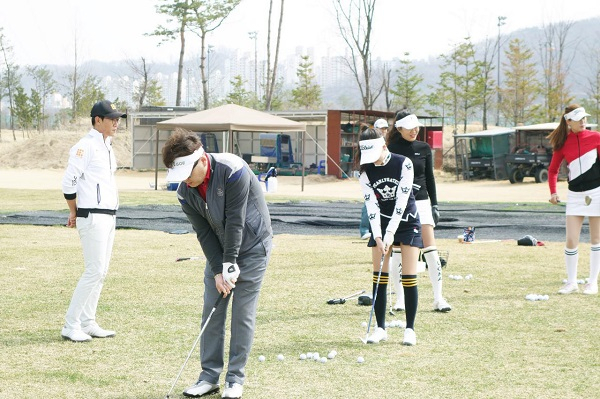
0;128;132;170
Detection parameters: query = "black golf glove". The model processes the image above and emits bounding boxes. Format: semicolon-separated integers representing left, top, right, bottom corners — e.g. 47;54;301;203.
432;205;440;225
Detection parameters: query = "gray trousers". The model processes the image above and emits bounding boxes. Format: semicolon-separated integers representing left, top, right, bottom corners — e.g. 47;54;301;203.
198;236;271;386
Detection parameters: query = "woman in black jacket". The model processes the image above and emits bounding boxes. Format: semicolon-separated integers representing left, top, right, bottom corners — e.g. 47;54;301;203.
386;111;452;313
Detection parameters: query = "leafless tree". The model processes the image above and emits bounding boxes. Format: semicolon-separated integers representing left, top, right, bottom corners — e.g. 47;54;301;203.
126;57;152;110
189;0;241;110
333;0;382;110
264;0;285;111
539;21;576;121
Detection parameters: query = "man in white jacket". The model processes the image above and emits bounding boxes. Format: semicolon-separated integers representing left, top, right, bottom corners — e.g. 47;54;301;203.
60;100;126;342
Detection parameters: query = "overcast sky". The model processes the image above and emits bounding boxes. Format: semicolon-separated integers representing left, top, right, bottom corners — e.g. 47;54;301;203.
1;0;599;66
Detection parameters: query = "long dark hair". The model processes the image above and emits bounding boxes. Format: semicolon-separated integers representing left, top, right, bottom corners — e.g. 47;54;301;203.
386;109;410;145
355;126;383;173
547;104;582;150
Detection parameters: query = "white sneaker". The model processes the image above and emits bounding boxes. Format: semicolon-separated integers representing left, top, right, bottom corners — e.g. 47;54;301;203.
366;327;388;344
61;327;92;342
434;298;452;312
583;283;598;295
82;323;116;338
361;232;370;240
183;380;219;397
558;283;579;294
403;328;416;346
222;382;243;398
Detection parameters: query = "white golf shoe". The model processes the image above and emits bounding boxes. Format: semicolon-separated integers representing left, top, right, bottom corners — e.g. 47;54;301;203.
61;327;92;342
583;283;598;295
366;327;388;344
433;298;452;312
183;380;219;397
222;382;243;398
558;283;579;294
82;323;116;338
403;328;416;346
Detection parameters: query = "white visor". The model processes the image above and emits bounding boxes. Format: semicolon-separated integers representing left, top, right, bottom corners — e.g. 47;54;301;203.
564;107;590;121
359;137;385;165
166;148;204;182
395;114;424;130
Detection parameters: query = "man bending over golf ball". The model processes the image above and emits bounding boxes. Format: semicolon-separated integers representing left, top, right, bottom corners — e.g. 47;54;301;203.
162;129;273;399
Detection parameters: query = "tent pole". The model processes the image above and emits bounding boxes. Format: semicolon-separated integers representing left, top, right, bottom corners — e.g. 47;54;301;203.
301;130;305;192
155;127;159;191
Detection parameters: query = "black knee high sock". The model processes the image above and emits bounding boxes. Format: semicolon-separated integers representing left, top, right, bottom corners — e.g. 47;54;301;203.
402;275;418;330
373;272;388;329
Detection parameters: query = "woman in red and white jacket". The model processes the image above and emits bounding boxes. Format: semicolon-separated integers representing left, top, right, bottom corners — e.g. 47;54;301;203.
548;104;600;295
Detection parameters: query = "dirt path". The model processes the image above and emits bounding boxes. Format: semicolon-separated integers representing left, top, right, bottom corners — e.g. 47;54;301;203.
0;168;567;204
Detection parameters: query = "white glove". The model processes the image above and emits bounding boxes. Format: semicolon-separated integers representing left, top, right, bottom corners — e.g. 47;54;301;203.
222;262;240;288
383;231;394;251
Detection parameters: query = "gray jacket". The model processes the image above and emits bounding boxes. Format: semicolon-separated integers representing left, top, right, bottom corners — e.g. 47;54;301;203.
176;153;272;275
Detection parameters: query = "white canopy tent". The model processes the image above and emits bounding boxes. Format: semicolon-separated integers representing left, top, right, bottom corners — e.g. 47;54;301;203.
154;104;307;190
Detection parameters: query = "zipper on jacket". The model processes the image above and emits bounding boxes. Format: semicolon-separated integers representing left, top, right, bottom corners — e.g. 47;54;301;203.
97;184;101;205
577;134;582;176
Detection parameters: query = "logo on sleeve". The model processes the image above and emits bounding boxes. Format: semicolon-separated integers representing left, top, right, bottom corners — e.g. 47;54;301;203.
76;149;84;158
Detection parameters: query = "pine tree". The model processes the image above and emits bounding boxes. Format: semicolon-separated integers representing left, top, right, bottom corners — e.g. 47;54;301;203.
500;38;541;125
390;53;425;112
291;55;321;110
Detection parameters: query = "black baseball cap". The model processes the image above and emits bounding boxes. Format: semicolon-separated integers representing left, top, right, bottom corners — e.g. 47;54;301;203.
90;100;127;119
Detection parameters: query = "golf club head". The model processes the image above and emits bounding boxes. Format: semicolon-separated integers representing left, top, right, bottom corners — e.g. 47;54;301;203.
359;336;369;344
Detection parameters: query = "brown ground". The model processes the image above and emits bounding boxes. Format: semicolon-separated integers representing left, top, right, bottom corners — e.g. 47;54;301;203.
0;129;567;202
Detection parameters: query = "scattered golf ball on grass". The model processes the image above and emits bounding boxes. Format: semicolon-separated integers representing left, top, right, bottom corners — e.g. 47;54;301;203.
258;355;265;362
277;354;284;361
299;353;307;360
525;294;549;301
357;356;365;364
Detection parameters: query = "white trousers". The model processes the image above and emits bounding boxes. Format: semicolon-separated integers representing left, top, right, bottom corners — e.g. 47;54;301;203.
64;213;116;329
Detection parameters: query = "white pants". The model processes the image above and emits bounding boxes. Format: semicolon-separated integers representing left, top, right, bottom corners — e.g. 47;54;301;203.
64;213;116;329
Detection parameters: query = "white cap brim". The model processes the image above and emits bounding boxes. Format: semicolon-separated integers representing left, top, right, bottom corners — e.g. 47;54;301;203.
166;149;203;182
395;114;423;130
564;107;590;121
359;137;385;165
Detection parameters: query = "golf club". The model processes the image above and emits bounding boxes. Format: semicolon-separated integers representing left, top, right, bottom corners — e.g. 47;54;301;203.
164;294;224;399
176;256;203;262
327;290;365;304
360;255;384;344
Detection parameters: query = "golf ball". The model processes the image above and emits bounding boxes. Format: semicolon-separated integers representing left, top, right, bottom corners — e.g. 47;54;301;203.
327;352;336;359
320;357;327;363
357;356;365;364
306;352;313;359
361;321;367;327
299;353;307;360
258;355;265;362
313;352;319;360
277;354;284;361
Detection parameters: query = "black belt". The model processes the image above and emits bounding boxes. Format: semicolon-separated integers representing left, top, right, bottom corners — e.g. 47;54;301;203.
76;208;117;217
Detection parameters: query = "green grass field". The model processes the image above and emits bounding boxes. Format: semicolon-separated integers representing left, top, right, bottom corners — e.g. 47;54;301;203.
1;190;599;398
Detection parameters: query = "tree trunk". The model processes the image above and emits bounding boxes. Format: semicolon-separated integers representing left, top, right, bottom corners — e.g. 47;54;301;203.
266;0;284;111
200;33;209;110
176;19;186;106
